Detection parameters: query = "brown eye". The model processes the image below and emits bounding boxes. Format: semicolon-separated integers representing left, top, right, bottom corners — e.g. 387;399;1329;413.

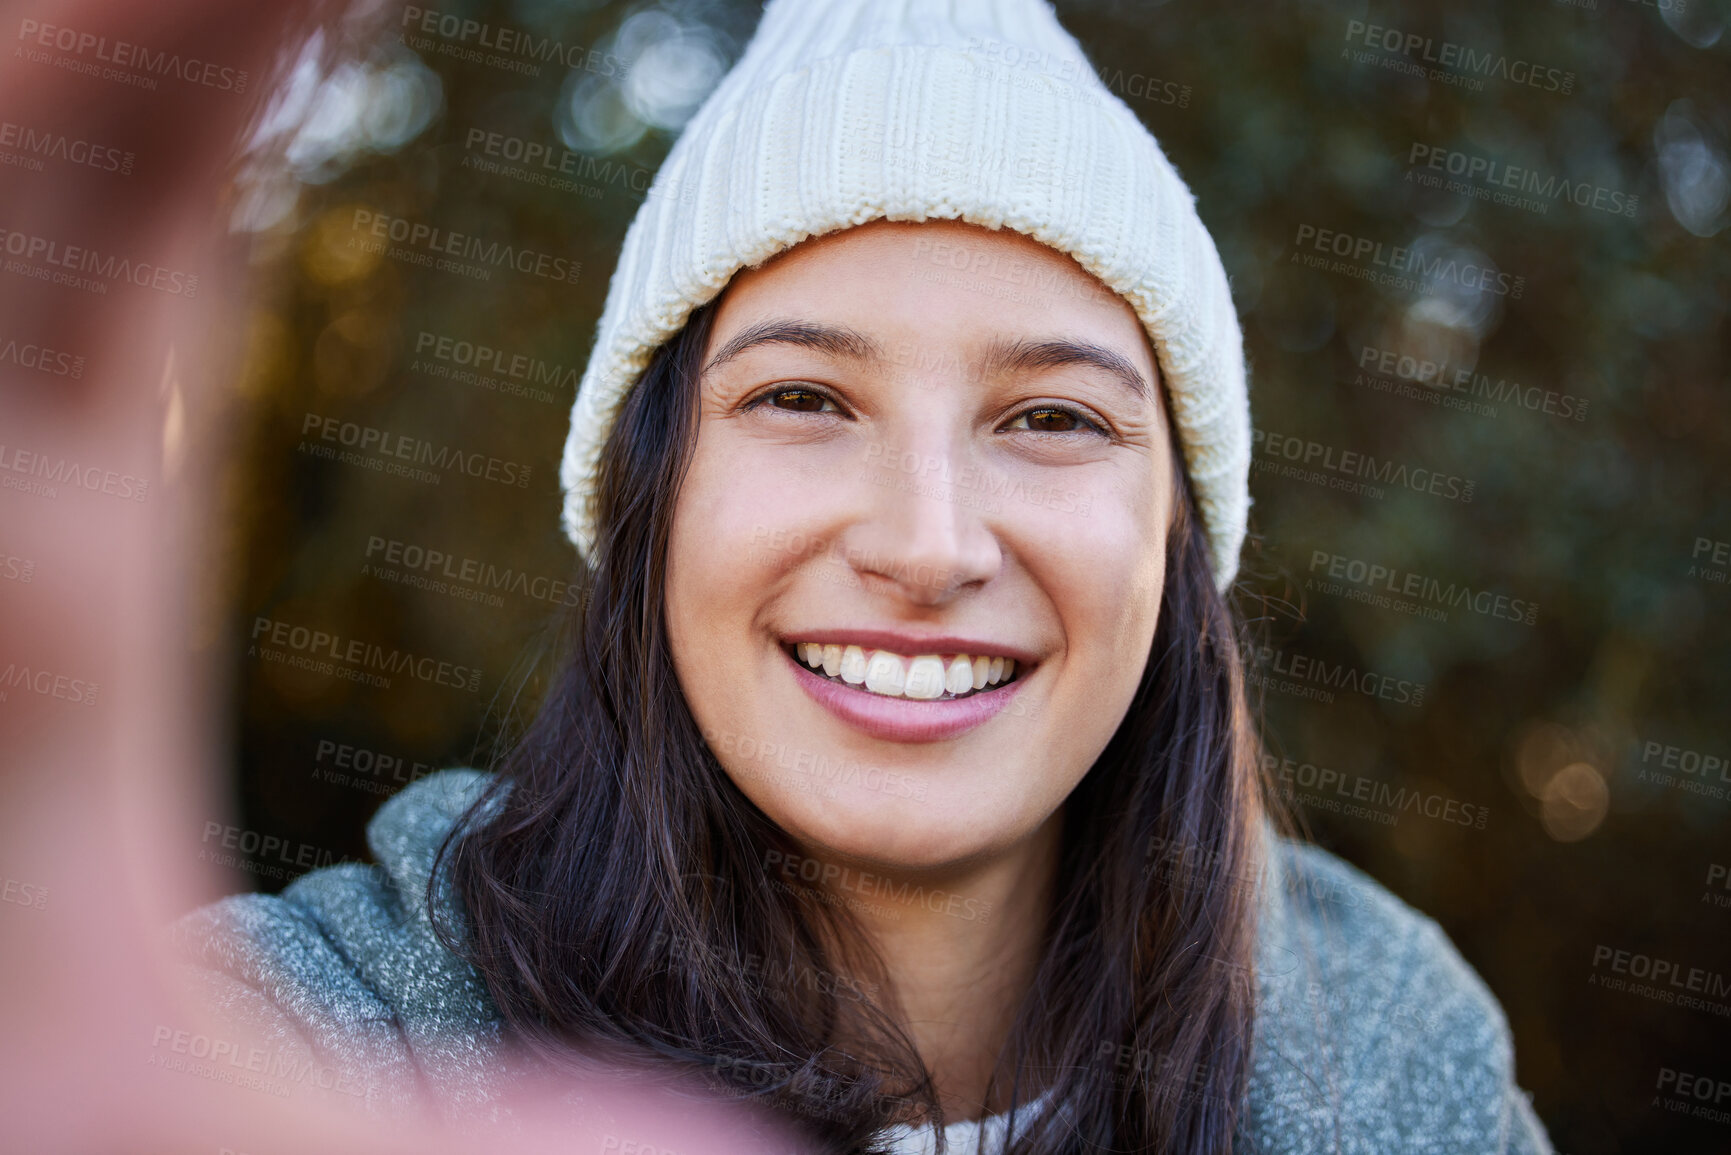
1025;408;1077;432
766;387;834;412
1007;405;1103;434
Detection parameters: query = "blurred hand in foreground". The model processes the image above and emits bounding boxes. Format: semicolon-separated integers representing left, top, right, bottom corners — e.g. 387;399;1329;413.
0;2;801;1151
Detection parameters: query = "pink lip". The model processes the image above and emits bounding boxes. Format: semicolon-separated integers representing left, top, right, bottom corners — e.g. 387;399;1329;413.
783;645;1028;743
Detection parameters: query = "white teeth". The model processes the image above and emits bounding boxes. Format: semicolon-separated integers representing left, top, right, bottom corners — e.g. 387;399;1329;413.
904;655;946;700
945;656;974;695
792;640;1026;701
864;650;906;695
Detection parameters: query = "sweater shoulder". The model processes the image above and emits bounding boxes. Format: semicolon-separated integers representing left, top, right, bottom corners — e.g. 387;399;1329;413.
1256;835;1490;1030
1245;834;1552;1154
165;769;505;1111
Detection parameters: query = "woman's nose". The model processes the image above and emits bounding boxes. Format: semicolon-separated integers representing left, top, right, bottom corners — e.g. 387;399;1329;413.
837;435;1004;606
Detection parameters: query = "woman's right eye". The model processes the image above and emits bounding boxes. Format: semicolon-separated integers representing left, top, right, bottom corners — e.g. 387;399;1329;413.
752;385;840;414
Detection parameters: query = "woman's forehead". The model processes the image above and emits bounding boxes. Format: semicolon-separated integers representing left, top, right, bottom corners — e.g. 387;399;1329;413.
707;219;1161;386
727;218;1118;304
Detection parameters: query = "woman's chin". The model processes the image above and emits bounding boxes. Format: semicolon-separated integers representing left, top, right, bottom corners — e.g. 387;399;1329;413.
757;783;1017;877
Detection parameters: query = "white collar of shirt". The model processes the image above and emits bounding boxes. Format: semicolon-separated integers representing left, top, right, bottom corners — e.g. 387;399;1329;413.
874;1090;1054;1155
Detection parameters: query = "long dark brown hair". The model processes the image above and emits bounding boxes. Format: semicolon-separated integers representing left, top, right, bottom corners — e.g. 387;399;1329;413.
431;293;1274;1154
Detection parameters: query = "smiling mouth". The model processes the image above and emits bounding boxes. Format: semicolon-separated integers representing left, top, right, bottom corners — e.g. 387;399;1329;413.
781;641;1023;702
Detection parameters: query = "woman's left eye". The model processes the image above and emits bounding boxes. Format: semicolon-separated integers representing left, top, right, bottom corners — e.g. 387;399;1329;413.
1003;405;1106;435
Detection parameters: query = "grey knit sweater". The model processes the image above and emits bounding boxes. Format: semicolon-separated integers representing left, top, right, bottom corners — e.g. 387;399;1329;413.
166;769;1554;1153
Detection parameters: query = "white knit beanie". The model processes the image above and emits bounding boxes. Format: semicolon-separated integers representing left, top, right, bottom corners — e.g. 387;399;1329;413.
558;0;1251;591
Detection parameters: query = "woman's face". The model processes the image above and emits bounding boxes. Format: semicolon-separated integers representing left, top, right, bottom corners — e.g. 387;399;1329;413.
665;219;1176;873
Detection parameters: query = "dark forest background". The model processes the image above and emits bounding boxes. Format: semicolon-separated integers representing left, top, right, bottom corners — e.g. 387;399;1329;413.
205;1;1731;1150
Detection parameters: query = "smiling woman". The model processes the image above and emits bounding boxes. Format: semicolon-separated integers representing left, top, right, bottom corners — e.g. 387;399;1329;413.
434;216;1268;1149
658;219;1189;1116
171;0;1556;1153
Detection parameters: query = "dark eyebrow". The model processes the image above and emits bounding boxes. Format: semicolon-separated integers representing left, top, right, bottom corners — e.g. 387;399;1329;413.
981;337;1152;404
701;320;884;377
700;324;1152;405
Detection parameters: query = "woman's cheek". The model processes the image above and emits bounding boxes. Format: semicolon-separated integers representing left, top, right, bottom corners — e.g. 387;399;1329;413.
692;434;822;566
1039;512;1163;689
